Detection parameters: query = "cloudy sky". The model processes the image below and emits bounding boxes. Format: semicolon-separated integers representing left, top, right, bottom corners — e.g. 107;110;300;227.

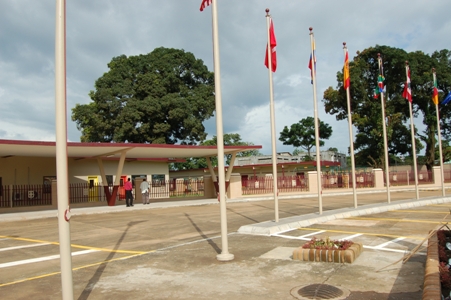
0;0;449;155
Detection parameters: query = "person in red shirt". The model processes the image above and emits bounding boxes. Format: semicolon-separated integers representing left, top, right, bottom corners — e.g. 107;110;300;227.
124;178;134;207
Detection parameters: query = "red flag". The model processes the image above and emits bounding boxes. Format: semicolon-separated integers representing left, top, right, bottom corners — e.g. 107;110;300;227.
199;0;212;11
402;65;412;102
264;19;277;72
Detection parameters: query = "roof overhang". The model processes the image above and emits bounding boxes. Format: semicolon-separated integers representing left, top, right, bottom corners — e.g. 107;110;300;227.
0;139;262;161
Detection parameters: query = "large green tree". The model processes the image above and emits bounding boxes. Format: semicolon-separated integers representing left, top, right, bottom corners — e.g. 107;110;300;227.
171;133;261;170
279;117;332;156
72;47;215;144
323;45;451;170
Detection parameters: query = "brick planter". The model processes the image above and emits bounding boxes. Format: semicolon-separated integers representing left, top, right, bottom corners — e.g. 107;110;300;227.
292;242;363;264
422;231;441;300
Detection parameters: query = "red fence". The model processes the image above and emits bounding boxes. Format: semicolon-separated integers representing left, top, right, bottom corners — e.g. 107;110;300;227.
242;176;307;195
386;170;433;186
322;172;374;189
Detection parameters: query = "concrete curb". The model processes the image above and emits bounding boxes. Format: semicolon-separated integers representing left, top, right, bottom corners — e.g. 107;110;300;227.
237;196;451;236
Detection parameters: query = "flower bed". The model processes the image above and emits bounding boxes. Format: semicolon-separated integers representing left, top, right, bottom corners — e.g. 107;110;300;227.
437;230;451;299
293;237;363;263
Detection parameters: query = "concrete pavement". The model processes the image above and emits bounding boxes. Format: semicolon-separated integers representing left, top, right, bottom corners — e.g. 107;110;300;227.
0;187;450;299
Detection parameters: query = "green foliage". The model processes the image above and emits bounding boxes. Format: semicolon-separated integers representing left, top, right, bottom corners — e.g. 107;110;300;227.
170;133;261;170
323;45;451;170
71;47;215;144
279;116;332;156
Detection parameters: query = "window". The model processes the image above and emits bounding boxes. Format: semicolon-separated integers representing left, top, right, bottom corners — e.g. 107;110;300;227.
131;175;147;187
151;174;165;187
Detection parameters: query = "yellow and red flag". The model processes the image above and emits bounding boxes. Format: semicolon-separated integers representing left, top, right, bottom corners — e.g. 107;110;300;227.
343;49;350;89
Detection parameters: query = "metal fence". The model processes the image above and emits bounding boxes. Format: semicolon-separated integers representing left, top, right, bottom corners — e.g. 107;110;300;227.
242;176;308;195
0;184;52;208
322;172;374;189
167;178;204;198
387;170;433;186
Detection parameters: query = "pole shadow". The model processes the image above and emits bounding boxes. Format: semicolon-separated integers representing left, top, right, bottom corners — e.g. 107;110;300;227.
77;220;147;300
184;213;221;254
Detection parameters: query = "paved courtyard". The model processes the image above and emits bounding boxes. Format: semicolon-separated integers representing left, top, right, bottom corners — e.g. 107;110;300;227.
0;188;450;299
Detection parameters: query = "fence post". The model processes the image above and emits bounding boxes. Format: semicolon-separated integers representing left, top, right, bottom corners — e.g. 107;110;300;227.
9;185;13;208
432;166;442;186
372;169;384;189
307;171;318;192
227;173;242;199
51;180;58;209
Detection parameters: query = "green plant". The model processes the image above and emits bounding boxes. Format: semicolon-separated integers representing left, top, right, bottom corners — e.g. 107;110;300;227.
302;237;354;250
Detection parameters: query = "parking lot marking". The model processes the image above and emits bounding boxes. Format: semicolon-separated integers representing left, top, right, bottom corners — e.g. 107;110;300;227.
0;252;149;288
349;216;445;224
0;243;51;252
296;227;424;241
0;249;99;268
374;237;406;249
343;233;363;240
0;235;148;255
391;209;450;215
272;230;325;240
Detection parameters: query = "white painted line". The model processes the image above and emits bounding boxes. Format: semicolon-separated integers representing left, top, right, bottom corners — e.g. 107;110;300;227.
0;243;51;252
343;234;363;240
0;249;100;268
272;230;325;240
364;245;424;255
300;230;326;238
374;237;406;249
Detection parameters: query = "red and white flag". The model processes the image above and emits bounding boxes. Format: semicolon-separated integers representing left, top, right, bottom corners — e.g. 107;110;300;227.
264;18;277;72
199;0;212;11
403;65;412;102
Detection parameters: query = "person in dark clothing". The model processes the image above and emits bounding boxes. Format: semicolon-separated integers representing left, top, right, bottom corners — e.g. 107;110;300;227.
124;178;134;207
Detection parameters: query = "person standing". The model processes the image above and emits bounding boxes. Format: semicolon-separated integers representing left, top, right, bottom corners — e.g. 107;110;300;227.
140;178;150;205
124;177;134;207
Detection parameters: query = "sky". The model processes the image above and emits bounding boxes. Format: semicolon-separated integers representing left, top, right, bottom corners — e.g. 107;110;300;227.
0;0;450;156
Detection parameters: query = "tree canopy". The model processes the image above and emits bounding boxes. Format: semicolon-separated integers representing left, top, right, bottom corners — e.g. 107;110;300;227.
171;133;261;170
279;117;332;156
323;45;451;170
71;47;216;144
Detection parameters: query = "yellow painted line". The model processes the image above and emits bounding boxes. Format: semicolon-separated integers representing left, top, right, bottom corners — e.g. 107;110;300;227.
0;251;154;287
296;227;425;241
348;217;447;224
391;210;450;215
0;235;147;255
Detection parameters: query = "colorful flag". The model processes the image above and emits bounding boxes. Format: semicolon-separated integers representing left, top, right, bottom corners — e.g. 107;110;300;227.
199;0;212;11
432;75;439;105
343;49;350;89
402;65;412;102
373;88;380;99
264;18;277;72
442;92;451;105
308;39;316;84
377;56;385;93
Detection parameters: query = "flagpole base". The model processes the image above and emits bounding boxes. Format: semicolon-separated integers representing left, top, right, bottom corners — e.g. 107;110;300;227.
216;253;234;262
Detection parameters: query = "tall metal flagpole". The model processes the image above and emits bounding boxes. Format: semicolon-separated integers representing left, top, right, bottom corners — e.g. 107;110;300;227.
265;9;279;223
309;28;322;214
378;53;391;203
405;62;419;199
343;43;357;208
210;0;234;261
433;68;446;196
55;0;74;298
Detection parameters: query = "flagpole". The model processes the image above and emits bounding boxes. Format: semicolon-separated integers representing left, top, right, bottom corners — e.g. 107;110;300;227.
55;0;74;298
378;53;391;203
210;0;233;261
433;68;446;196
405;61;419;199
309;28;322;214
265;9;279;223
343;43;357;208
